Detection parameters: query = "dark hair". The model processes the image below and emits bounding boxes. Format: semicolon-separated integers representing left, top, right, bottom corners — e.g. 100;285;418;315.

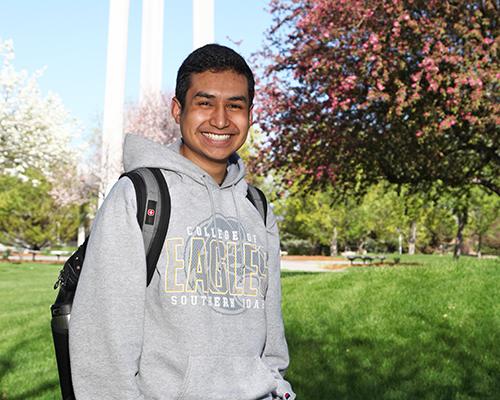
175;44;255;108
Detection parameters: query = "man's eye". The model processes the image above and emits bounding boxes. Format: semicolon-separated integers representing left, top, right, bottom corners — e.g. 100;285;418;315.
197;101;211;106
228;104;243;110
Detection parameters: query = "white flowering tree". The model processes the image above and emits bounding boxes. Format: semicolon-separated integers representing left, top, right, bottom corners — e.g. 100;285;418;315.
0;39;85;249
0;39;80;181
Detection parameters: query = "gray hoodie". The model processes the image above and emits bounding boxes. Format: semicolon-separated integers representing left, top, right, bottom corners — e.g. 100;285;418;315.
69;134;295;400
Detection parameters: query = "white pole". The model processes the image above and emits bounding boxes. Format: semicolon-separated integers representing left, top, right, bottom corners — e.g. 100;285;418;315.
193;0;214;49
101;0;130;201
140;0;164;103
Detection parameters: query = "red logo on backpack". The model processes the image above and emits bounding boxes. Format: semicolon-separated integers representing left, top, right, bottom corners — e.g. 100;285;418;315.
147;209;155;216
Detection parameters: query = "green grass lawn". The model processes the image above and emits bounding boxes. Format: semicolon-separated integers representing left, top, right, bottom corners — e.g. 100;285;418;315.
0;263;61;400
284;256;500;399
1;256;499;399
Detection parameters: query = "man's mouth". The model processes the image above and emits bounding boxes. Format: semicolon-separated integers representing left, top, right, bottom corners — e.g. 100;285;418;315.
201;132;232;141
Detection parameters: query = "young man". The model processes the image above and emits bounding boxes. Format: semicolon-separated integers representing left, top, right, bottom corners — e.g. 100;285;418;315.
69;44;295;400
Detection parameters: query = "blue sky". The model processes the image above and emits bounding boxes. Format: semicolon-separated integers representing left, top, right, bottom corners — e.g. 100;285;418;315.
1;0;273;135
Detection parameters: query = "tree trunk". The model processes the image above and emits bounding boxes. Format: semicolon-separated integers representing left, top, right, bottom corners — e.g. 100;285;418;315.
330;227;338;256
397;229;403;255
408;221;417;255
477;233;482;259
78;225;86;246
357;239;366;254
78;203;88;246
454;207;468;259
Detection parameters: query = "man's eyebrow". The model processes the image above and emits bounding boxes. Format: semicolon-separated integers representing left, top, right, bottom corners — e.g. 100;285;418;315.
193;92;248;103
194;91;216;99
227;95;247;103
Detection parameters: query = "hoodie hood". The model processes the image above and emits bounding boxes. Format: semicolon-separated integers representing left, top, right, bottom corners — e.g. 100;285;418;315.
123;133;246;189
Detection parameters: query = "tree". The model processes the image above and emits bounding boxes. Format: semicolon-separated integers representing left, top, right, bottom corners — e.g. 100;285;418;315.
0;39;79;182
273;185;347;255
0;39;88;247
256;0;499;195
238;126;267;186
357;183;406;252
466;187;500;257
419;200;456;253
0;170;79;249
274;182;408;255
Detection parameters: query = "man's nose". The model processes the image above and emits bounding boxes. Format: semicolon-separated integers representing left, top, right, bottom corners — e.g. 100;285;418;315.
209;104;230;129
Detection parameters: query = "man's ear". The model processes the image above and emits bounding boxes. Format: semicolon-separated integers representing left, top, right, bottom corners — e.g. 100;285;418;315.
171;97;182;124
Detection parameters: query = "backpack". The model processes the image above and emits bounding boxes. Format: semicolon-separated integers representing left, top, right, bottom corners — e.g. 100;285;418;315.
50;167;267;400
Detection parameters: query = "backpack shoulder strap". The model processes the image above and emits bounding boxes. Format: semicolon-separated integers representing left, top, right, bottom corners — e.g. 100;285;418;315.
121;167;171;286
246;184;268;226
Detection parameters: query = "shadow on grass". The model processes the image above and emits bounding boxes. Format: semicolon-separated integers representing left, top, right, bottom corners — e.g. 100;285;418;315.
7;380;60;400
1;336;59;399
0;338;30;382
410;310;499;398
285;314;500;399
286;329;417;399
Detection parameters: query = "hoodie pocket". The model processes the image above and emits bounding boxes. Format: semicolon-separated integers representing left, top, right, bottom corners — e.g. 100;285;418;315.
176;355;277;400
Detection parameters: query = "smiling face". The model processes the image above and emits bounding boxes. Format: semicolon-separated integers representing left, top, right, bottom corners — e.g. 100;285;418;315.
171;70;253;178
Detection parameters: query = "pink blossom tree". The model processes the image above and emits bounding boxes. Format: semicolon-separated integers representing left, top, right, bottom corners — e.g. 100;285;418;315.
124;92;180;145
255;0;499;196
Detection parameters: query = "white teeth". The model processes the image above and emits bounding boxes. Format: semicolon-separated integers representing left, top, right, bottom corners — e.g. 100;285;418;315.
202;132;231;141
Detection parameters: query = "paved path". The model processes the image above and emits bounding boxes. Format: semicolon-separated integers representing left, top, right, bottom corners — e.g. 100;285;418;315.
6;254;68;263
281;259;348;273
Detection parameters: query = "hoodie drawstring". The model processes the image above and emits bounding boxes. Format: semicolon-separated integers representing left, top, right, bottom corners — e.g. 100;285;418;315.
230;184;242;230
230;184;246;272
202;176;223;271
